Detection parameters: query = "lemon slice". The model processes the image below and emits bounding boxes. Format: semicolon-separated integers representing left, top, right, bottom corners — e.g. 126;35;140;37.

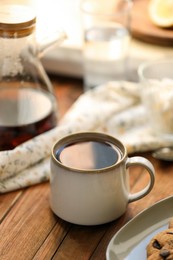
149;0;173;28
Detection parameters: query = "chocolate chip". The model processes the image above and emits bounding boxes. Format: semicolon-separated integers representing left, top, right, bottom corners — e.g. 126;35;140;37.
160;249;170;258
153;239;162;249
167;231;173;235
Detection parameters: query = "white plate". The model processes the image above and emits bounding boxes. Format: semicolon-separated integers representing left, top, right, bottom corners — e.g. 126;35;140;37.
106;196;173;260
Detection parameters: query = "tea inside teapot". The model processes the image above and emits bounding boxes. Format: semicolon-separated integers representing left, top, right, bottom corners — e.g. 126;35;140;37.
0;4;66;151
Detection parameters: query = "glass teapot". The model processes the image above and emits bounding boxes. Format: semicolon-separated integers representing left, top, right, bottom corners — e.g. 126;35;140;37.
0;4;66;151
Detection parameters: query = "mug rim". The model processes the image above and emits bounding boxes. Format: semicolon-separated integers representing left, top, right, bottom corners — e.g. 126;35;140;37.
51;132;127;174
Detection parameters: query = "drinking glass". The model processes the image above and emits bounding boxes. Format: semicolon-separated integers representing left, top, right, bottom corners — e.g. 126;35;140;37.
138;59;173;140
80;0;132;91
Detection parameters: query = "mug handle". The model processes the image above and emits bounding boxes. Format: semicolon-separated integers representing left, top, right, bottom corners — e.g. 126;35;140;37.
126;156;155;203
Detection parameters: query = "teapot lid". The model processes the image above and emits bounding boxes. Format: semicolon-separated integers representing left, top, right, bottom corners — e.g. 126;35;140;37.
0;4;36;38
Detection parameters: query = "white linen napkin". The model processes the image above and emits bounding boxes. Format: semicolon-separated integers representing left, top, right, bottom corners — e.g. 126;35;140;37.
0;81;172;193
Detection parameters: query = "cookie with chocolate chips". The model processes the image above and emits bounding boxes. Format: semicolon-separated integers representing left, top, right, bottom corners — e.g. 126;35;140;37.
147;220;173;259
147;228;173;260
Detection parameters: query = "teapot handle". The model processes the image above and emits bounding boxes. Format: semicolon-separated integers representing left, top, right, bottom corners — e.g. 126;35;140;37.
37;30;67;58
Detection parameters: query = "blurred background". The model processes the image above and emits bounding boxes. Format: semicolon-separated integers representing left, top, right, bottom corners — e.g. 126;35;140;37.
3;0;173;81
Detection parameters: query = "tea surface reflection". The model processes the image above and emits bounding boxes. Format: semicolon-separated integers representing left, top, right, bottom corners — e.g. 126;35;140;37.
56;140;122;170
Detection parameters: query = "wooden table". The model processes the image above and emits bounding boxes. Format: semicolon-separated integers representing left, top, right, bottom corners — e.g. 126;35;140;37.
1;75;173;260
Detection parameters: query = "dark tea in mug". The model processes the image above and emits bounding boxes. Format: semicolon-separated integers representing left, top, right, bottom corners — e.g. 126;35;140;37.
56;139;123;170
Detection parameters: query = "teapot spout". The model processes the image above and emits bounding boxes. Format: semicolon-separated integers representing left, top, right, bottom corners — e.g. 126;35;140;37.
37;30;67;58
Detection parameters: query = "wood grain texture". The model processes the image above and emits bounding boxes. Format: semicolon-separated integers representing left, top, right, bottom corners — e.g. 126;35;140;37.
131;0;173;46
1;184;56;259
0;191;23;223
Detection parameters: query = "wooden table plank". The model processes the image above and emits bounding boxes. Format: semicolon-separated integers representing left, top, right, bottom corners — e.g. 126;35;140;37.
90;214;130;260
1;184;56;259
53;225;108;260
0;191;23;223
33;218;71;260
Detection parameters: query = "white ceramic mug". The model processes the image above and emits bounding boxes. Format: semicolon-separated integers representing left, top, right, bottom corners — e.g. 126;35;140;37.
50;132;155;225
